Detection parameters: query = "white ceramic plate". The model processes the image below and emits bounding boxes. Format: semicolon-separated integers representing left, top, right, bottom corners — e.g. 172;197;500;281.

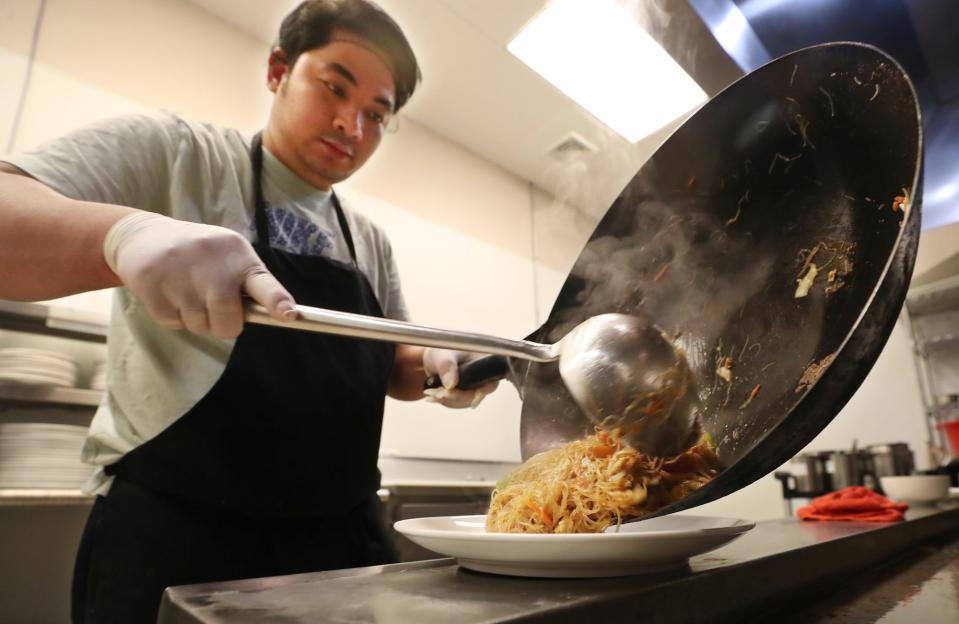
0;423;87;434
0;370;73;388
0;364;76;384
0;347;75;362
394;514;754;578
0;359;77;374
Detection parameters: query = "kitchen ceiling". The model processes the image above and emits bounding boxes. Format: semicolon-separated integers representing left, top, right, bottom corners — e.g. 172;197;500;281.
184;1;959;228
183;0;741;216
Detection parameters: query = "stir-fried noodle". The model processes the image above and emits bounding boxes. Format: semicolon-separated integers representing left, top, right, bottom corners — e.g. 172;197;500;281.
486;430;720;533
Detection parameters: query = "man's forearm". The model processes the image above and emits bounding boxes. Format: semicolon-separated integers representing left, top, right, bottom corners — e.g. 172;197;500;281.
388;344;427;401
0;164;132;300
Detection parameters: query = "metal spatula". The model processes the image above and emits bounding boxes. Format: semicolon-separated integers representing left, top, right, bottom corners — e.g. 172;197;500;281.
245;302;700;456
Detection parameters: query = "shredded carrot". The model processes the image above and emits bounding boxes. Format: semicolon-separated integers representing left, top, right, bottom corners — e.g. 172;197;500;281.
740;384;762;409
641;397;667;415
687;175;696;189
654;264;670;282
526;500;554;528
590;444;616;458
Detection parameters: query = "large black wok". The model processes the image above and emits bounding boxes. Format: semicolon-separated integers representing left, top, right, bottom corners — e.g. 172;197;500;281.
467;42;923;516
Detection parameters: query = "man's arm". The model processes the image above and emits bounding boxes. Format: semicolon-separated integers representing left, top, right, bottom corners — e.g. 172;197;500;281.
0;162;130;299
0;162;294;338
387;344;427;400
389;347;500;407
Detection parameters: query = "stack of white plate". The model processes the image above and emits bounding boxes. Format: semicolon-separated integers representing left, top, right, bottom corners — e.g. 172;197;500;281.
0;347;78;389
0;423;92;489
90;361;107;391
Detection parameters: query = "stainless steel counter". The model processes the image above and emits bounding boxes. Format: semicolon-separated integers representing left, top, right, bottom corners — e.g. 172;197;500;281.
781;530;959;623
158;506;959;624
377;455;520;489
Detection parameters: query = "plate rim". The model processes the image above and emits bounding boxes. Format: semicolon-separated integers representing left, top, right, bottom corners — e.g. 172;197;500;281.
394;514;756;542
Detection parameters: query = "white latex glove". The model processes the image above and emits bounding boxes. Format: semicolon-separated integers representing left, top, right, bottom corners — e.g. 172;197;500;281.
422;348;500;409
103;212;295;338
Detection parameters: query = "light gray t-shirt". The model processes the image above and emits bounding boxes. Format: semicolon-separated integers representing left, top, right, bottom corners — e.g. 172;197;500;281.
6;111;409;494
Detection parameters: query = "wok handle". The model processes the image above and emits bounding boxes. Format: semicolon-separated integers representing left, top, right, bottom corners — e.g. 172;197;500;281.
424;355;510;390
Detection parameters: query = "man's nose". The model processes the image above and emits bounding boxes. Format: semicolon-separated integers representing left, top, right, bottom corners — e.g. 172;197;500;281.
332;104;363;141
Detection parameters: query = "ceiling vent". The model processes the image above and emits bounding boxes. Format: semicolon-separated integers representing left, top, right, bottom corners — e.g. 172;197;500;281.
547;132;597;160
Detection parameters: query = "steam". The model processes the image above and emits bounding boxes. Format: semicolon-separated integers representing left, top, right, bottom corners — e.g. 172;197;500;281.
536;0;700;219
618;0;694;74
547;192;778;363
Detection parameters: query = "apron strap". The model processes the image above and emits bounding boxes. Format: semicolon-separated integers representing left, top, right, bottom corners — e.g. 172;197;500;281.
249;132;358;264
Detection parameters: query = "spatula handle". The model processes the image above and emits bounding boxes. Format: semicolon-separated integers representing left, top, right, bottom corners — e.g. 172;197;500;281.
245;302;556;361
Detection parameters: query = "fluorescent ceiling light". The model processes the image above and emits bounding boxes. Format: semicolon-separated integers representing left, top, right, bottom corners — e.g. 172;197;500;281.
508;0;707;143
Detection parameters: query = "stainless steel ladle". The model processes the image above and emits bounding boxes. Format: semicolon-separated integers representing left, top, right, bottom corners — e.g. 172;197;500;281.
246;303;701;456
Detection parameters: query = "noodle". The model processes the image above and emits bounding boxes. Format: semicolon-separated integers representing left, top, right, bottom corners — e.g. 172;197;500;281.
486;430;721;533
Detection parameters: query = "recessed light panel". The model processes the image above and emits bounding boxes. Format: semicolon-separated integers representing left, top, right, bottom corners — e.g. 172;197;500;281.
508;0;707;142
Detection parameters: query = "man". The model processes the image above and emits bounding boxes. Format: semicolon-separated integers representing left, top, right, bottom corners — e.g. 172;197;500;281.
0;1;496;621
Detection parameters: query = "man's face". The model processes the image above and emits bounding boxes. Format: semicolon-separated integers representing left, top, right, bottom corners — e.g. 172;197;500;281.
265;32;396;190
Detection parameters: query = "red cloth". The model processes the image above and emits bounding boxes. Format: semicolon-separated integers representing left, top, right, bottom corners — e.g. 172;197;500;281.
797;486;909;522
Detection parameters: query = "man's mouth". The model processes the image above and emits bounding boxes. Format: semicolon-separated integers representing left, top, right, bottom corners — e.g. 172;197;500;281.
320;138;353;159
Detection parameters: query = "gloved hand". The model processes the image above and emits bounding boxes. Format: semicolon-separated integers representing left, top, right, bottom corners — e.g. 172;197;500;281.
422;348;499;409
103;211;295;339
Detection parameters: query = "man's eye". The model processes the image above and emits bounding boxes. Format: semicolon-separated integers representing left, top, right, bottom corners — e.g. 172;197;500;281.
366;111;385;124
322;80;345;96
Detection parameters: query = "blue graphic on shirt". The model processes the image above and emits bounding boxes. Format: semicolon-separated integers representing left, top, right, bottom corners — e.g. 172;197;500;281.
256;204;335;256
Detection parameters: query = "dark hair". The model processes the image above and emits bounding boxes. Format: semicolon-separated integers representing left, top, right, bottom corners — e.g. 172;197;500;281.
276;0;421;112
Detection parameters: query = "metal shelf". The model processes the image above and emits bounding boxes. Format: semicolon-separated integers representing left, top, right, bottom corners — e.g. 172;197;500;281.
0;300;107;343
0;488;93;506
907;274;959;317
922;333;959;354
0;304;102;512
0;385;102;407
907;258;959;463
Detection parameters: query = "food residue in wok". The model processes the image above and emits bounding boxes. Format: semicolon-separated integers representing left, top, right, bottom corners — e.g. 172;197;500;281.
892;187;910;213
818;87;835;117
739;384;762;410
726;191;749;227
796;352;838;394
769;152;802;175
794;241;856;298
797;115;815;149
717;357;733;383
795;263;820;298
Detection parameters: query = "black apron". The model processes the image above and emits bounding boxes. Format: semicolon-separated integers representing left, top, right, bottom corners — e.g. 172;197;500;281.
105;133;396;516
72;133;398;623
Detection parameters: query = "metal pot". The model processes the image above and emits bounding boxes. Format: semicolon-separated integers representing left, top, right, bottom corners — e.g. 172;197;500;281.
792;452;829;492
866;443;915;477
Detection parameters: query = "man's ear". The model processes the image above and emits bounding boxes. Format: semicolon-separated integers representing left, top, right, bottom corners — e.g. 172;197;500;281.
267;47;289;92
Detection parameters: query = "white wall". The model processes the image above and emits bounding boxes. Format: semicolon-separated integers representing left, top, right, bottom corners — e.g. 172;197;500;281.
915;221;959;276
0;0;39;152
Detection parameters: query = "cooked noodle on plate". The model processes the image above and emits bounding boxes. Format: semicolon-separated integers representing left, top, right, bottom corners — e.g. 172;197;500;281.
486;429;721;534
